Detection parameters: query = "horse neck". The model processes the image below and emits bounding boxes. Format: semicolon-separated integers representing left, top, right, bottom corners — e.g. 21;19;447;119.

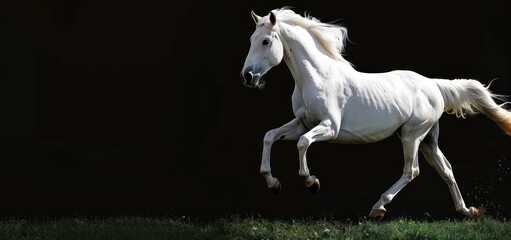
279;24;354;89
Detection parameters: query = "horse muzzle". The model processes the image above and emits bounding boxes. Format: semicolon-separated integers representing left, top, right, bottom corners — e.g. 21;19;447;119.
240;70;265;89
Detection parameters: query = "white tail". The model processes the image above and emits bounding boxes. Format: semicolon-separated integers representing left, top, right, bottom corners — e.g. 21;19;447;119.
435;78;511;135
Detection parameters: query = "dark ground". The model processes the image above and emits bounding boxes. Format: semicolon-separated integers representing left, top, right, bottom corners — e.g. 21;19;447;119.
0;0;510;220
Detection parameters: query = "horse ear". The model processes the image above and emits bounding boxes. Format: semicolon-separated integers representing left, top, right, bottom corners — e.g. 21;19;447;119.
269;11;276;26
251;10;261;24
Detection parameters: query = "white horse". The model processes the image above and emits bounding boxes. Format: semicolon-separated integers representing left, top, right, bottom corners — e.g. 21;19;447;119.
240;7;511;218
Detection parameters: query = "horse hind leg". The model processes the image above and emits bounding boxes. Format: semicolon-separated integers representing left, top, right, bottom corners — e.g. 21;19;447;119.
419;123;481;217
369;126;424;218
298;151;321;194
297;134;320;193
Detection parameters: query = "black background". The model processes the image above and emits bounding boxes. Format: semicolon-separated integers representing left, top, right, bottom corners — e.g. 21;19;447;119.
1;0;510;220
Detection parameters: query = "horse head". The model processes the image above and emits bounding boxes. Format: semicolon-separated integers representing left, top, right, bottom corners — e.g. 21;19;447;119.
240;11;284;89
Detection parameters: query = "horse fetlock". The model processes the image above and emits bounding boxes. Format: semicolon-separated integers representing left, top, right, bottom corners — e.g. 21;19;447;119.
260;169;271;175
298;169;310;178
382;193;394;205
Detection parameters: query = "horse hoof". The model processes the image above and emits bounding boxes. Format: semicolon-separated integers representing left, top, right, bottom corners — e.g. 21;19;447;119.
269;179;281;194
469;207;482;217
307;178;320;194
369;209;386;219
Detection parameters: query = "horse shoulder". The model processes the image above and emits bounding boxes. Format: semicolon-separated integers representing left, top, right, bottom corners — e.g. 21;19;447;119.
291;84;306;117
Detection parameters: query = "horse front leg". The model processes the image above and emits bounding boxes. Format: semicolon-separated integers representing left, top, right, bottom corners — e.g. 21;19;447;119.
297;120;337;193
261;118;307;193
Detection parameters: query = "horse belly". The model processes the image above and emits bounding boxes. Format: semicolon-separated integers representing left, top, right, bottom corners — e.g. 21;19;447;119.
334;110;405;144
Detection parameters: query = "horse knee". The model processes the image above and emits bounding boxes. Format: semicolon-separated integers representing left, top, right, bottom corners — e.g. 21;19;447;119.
404;167;419;182
455;205;469;215
263;131;276;145
297;136;310;152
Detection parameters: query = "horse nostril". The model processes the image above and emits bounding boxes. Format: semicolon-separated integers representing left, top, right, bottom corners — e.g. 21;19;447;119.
243;71;253;82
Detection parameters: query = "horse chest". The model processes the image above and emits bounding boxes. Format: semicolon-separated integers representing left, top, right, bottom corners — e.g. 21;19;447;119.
292;87;335;129
294;102;326;129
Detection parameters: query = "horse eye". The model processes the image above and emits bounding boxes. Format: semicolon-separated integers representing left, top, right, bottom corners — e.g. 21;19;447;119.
262;39;270;46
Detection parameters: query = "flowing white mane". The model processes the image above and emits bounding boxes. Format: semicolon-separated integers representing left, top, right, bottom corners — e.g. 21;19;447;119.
262;7;349;62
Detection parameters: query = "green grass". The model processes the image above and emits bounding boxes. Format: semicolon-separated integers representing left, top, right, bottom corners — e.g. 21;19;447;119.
0;215;509;240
